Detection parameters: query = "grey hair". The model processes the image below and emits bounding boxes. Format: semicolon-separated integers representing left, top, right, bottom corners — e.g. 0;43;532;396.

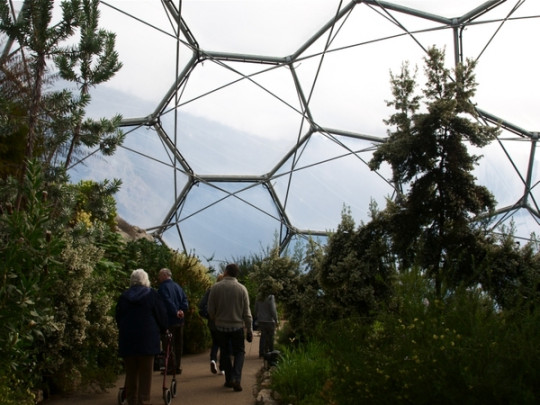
130;268;150;287
159;268;172;278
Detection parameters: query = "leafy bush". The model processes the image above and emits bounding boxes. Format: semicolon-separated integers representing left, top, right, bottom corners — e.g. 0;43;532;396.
0;375;35;405
42;235;120;393
1;164;124;398
270;341;332;405
270;267;539;405
0;161;66;398
325;271;540;404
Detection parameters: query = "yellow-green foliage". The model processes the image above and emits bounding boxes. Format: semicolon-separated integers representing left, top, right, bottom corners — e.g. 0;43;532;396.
73;180;118;229
74;209;93;228
169;251;214;353
0;375;35;405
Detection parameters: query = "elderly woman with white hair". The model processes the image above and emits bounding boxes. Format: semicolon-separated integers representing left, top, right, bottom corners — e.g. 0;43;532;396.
116;269;167;405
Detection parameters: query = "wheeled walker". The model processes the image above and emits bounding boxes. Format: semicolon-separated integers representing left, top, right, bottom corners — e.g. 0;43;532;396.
161;330;178;405
117;330;177;405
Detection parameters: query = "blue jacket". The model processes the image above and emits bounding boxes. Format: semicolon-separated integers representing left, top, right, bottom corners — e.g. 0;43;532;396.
116;285;167;357
158;279;189;327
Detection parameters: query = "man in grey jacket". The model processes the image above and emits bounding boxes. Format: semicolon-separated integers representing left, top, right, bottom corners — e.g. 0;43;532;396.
255;294;278;358
208;263;253;392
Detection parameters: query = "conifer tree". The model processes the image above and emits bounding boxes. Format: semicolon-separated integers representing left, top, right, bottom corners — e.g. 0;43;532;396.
55;0;124;168
0;0;78;181
0;0;124;176
370;47;499;296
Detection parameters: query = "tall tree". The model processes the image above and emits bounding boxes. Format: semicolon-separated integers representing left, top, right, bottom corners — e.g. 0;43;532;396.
369;47;499;296
0;50;28;178
0;0;79;182
1;0;124;200
55;0;123;168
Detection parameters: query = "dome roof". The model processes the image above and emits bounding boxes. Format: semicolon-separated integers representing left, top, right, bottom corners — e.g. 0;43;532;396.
70;0;540;263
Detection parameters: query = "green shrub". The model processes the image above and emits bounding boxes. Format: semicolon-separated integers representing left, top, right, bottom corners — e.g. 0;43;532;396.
0;161;66;395
270;267;539;405
270;341;332;405
0;375;35;405
1;164;125;398
325;276;540;404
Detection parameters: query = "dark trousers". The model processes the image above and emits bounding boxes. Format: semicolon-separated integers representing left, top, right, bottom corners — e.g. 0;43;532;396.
217;328;245;384
258;321;276;356
124;355;154;405
210;327;220;363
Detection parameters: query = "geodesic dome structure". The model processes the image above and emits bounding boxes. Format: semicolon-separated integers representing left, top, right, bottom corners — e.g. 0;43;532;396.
69;0;539;264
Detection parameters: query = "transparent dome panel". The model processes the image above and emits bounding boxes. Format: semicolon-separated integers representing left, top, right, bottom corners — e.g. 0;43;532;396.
158;61;309;174
394;1;491;16
95;2;194;116
489;210;540;242
273;133;395;231
469;17;540;129
180;0;346;56
472;135;534;209
161;113;309;176
69;125;189;229
162;182;281;262
297;6;456;136
170;60;304;140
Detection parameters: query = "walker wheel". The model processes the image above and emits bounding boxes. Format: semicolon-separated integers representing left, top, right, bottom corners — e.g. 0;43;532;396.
117;387;126;405
163;388;172;405
171;379;177;397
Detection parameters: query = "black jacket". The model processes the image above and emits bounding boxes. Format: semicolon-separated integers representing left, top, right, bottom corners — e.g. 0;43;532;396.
116;285;167;357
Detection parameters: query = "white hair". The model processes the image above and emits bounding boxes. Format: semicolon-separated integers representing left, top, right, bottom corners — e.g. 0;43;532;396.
130;268;150;287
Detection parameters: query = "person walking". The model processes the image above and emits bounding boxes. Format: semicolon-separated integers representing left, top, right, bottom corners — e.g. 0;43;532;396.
116;269;167;405
207;263;253;392
198;273;225;375
157;267;189;374
254;293;278;358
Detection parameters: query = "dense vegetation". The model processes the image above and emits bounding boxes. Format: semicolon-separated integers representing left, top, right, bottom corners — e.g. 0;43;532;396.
1;2;538;404
0;2;215;403
265;49;540;404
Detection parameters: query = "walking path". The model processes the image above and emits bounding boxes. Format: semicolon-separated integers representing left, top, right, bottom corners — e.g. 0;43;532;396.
44;333;263;405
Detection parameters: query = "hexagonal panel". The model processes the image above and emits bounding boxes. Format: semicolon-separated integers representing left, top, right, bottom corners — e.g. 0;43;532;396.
60;1;540;262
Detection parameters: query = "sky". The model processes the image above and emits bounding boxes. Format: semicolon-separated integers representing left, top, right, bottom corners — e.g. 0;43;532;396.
50;0;540;265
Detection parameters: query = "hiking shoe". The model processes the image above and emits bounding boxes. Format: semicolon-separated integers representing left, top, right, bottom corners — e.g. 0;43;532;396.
232;381;243;392
210;360;217;374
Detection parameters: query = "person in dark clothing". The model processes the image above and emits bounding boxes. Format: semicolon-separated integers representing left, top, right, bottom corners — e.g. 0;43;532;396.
198;273;225;375
255;294;279;358
116;268;167;405
158;267;189;374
